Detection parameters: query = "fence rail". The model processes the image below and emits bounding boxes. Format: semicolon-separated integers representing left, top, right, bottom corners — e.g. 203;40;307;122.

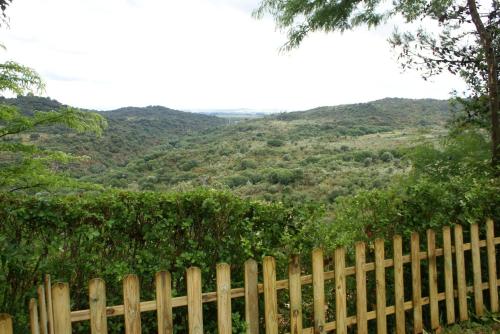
1;220;498;333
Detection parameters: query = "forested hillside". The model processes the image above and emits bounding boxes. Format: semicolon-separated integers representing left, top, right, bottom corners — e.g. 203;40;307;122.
86;98;451;202
1;95;453;202
0;95;227;173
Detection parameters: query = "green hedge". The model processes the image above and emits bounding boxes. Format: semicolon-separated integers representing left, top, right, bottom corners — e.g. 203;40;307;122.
0;189;321;333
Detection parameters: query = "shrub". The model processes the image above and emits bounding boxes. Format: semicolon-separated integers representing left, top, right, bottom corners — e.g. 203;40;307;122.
267;138;285;147
0;189;321;333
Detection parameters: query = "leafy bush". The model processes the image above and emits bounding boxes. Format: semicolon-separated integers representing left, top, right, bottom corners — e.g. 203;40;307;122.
266;168;304;185
267;138;285;147
0;189;321;333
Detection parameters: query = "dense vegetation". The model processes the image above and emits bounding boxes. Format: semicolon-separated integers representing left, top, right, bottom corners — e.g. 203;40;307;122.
2;93;499;332
2;96;454;204
0;95;226;175
0;189;321;332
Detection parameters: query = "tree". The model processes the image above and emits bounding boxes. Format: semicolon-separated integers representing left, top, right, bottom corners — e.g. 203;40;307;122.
0;61;107;192
254;0;499;168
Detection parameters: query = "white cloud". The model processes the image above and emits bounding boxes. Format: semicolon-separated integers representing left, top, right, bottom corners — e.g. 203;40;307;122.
0;0;465;111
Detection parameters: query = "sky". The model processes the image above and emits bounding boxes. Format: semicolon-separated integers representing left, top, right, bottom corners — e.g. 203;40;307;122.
0;0;465;112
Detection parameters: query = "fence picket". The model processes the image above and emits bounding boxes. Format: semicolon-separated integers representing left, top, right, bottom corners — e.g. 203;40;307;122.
454;224;468;321
123;275;141;334
411;232;423;334
312;248;326;334
155;271;173;334
244;259;259;334
486;219;499;312
263;256;278;334
89;278;108;334
217;263;232;334
19;222;500;334
37;285;48;334
427;229;440;331
29;299;40;334
393;235;405;334
375;239;387;334
187;267;203;334
442;226;455;324
0;314;13;334
44;275;54;334
355;242;368;334
335;247;347;334
289;255;303;334
52;283;71;334
470;223;484;316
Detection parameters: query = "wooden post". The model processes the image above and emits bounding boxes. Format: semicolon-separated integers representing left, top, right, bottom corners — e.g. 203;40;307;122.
44;275;54;334
37;285;48;334
244;259;259;334
312;248;325;334
0;314;13;334
427;229;440;331
289;255;303;334
442;226;455;324
411;232;423;334
186;267;203;334
155;271;173;334
335;247;347;334
454;224;468;321
29;299;41;334
89;278;108;334
486;219;499;312
123;275;141;334
355;242;368;334
52;283;72;334
393;235;405;334
470;223;484;316
263;256;278;334
217;263;232;334
375;239;387;334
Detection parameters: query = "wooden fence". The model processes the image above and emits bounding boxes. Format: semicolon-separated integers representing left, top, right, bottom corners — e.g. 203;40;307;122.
1;220;499;333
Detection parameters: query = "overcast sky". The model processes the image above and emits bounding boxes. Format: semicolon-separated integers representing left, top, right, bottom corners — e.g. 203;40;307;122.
0;0;464;112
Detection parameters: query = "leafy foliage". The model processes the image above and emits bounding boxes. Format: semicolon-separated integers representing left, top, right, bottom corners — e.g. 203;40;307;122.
0;189;321;332
0;62;108;192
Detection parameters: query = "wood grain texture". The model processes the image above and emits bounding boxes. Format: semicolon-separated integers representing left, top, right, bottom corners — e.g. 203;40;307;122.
454;225;468;321
123;275;141;334
289;255;303;334
217;263;232;334
244;259;259;334
89;278;108;334
355;242;368;334
44;275;54;334
411;233;423;334
37;285;48;334
442;226;455;324
335;247;347;334
187;267;203;334
52;283;72;334
470;223;484;316
0;314;13;334
29;299;40;334
486;219;499;312
263;256;278;334
312;249;326;334
427;229;440;331
375;239;387;334
393;235;405;334
155;271;173;334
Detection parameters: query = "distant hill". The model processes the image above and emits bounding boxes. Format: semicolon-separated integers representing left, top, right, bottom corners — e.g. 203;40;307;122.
0;95;227;173
2;96;452;199
273;98;450;137
85;98;452;201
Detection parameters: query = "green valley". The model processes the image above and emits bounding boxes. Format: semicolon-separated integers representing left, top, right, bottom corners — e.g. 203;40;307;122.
3;96;452;204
